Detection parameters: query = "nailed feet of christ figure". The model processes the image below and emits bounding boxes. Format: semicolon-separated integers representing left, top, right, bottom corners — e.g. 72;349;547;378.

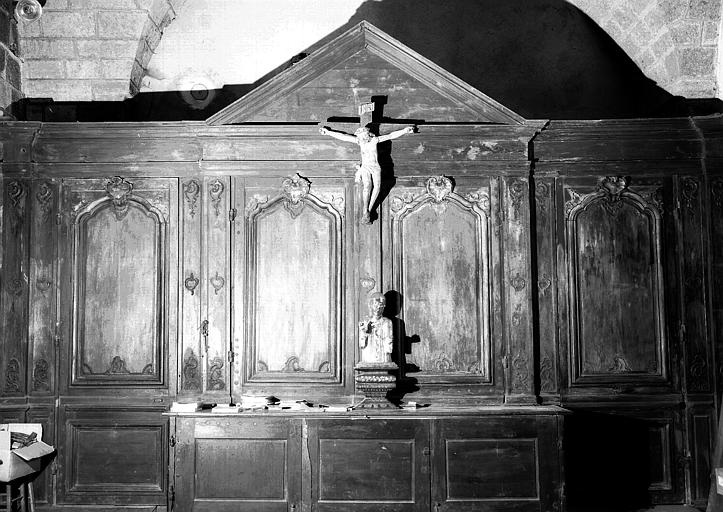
320;120;415;224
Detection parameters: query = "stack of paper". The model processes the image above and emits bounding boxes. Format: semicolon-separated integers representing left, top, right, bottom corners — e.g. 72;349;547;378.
170;401;201;413
212;404;241;414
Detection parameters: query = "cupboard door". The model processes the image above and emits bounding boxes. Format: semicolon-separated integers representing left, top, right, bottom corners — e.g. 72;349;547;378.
433;416;563;512
385;176;497;388
174;416;301;512
239;175;347;387
57;404;168;506
179;177;232;396
562;176;671;387
60;177;176;389
308;418;429;512
202;177;231;394
564;407;685;507
179;177;203;394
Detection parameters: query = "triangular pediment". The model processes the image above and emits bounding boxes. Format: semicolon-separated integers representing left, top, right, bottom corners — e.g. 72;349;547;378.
207;21;524;125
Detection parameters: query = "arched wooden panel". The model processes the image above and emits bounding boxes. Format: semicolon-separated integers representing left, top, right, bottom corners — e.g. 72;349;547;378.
70;177;167;386
245;175;344;384
390;176;492;384
565;177;667;385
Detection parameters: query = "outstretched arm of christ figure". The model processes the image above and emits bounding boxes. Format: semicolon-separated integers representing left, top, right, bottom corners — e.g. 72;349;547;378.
319;126;357;143
378;125;415;142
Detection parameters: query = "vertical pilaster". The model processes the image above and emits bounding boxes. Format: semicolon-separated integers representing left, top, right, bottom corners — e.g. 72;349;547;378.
503;175;536;404
1;178;31;397
28;179;59;396
179;178;202;395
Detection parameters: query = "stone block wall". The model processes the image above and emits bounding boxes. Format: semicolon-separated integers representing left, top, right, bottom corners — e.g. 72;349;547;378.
18;0;150;101
571;0;723;98
0;0;22;116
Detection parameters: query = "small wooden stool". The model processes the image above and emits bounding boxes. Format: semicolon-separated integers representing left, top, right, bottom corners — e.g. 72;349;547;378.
0;480;34;512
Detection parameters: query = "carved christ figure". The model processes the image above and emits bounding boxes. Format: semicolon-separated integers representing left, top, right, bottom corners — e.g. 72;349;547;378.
320;124;415;223
358;292;394;363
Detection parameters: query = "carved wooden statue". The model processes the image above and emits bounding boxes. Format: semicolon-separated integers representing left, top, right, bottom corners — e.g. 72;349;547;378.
320;124;415;223
358;292;394;363
353;292;398;409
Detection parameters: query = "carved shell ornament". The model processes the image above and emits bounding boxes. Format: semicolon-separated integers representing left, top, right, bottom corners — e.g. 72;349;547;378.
598;176;628;199
282;173;311;218
105;176;133;220
426;176;454;202
566;176;632;217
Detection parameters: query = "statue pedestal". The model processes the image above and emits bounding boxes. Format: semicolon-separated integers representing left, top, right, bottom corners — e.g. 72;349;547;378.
353;362;399;409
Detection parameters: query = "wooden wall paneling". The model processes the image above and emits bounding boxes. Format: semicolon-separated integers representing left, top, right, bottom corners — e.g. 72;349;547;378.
173;415;301;511
57;404;168;505
534;176;559;399
180;177;203;395
57;179;71;395
490;176;505;399
26;405;56;505
28;180;59;396
308;418;429;512
563;176;670;390
705;173;723;512
247;50;485;123
432;415;563;512
359;174;383;378
533;119;703;164
502;176;536;403
242;174;346;392
0;124;40;163
0;406;27;423
709;174;723;405
203;176;231;396
688;404;716;506
678;175;713;396
201;126;531;164
171;416;192;512
60;177;174;391
1;179;31;397
553;177;571;396
231;177;245;399
385;175;498;397
564;406;685;507
33;137;203;164
0;178;2;278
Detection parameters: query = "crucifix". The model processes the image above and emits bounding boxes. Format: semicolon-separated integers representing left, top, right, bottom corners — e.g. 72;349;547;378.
320;100;416;224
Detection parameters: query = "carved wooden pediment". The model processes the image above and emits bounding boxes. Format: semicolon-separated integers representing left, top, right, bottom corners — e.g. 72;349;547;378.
207;21;524;125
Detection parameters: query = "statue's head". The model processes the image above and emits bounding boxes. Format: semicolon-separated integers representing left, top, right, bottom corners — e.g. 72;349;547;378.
367;292;385;317
354;126;373;142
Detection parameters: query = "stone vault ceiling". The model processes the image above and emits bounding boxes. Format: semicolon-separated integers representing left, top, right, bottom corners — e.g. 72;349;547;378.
11;0;723;116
